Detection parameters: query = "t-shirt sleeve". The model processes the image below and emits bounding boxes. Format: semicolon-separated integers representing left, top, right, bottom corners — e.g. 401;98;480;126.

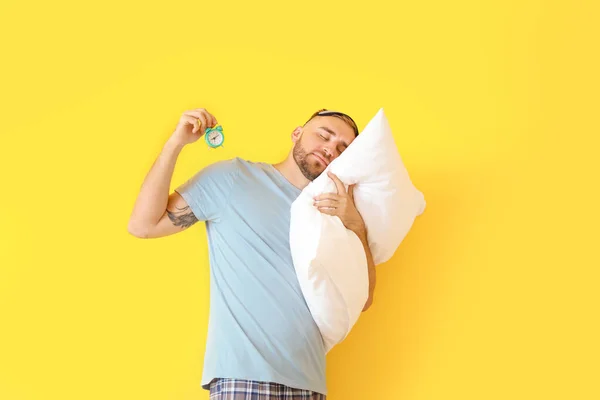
174;158;240;222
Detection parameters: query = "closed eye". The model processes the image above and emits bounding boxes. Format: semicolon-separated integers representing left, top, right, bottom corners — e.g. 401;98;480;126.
319;133;329;140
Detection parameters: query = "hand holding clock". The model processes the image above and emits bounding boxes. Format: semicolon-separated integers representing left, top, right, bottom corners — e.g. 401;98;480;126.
170;108;224;148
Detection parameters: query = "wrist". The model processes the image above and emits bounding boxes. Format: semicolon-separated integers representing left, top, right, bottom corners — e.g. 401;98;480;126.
351;224;367;242
164;137;186;153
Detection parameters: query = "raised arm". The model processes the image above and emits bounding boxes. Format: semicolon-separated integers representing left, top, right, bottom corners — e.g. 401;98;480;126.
127;108;218;238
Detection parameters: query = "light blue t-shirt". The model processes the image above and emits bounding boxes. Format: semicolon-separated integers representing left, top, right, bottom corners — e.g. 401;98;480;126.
175;157;327;395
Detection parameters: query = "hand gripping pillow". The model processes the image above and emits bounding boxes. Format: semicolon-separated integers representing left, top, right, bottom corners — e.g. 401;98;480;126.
290;108;426;352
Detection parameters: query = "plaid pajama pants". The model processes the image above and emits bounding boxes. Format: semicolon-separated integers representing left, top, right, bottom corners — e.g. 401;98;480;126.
208;378;327;400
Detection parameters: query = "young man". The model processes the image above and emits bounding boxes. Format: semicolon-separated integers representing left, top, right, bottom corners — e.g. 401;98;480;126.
127;108;376;399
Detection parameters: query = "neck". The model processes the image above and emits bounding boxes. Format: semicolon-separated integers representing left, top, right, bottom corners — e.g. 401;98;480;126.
272;152;311;190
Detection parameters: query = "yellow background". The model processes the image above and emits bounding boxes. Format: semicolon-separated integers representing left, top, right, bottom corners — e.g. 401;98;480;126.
1;1;598;399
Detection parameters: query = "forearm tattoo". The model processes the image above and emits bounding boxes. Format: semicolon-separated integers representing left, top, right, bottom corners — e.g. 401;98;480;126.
167;205;198;228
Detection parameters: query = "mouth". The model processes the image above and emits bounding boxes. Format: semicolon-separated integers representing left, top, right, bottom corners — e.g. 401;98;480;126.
311;153;329;167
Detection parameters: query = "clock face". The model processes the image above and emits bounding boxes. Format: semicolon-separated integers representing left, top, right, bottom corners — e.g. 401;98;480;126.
206;130;224;147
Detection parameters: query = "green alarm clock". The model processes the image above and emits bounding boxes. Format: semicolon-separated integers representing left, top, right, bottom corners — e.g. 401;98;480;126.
204;125;225;148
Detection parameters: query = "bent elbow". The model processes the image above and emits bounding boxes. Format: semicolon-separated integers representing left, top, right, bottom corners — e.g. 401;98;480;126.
127;220;149;238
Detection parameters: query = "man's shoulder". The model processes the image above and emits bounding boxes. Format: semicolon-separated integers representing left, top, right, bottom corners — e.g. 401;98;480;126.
201;157;273;184
211;156;257;167
219;157;271;173
205;157;245;173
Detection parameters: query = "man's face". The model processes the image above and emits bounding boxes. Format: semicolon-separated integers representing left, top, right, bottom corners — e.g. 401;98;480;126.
292;116;357;181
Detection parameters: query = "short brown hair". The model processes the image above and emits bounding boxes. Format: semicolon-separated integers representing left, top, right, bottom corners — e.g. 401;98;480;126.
304;109;359;137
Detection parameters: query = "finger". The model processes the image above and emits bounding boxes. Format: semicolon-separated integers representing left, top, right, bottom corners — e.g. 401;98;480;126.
185;110;210;132
200;110;217;128
181;116;201;134
191;119;200;133
327;171;346;195
314;199;338;208
197;114;208;133
316;207;337;216
209;114;218;128
198;109;217;128
183;110;204;120
313;193;342;202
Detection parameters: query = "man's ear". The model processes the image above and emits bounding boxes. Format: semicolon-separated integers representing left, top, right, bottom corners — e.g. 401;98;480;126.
291;126;303;142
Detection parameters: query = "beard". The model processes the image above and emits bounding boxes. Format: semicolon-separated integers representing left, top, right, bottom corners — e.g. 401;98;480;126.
292;141;323;181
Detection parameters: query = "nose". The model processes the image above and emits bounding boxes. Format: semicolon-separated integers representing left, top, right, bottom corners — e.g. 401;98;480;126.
323;146;338;160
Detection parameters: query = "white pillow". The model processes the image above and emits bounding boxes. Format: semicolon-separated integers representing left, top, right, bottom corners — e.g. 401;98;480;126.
289;108;426;352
